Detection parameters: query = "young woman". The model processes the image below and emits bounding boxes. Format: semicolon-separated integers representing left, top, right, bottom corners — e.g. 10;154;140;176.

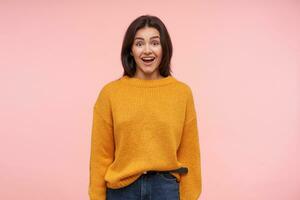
89;15;202;200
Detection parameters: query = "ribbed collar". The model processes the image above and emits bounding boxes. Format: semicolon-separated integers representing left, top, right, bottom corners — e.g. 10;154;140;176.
121;75;177;87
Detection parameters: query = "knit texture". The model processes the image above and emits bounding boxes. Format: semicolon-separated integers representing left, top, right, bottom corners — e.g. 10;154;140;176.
89;75;202;200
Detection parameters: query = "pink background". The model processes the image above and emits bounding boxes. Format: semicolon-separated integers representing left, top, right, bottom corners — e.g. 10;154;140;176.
1;1;299;200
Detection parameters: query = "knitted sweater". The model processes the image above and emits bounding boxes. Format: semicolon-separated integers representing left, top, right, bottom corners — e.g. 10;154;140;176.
88;75;202;200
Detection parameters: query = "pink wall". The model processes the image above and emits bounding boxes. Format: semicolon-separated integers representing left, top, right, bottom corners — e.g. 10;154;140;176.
1;1;299;200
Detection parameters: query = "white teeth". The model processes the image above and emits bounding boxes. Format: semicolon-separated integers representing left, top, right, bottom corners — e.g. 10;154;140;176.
142;57;155;61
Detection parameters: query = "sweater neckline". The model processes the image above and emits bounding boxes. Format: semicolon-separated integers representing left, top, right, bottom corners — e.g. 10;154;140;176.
121;75;176;87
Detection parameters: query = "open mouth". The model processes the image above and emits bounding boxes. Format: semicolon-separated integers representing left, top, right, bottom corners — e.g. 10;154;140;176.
141;57;156;65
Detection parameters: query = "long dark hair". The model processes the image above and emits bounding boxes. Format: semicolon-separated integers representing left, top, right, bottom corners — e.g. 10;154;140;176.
121;15;173;77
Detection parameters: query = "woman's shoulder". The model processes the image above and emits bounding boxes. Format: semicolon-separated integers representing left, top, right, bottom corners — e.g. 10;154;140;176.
102;76;122;89
96;76;122;97
172;77;194;94
99;75;193;95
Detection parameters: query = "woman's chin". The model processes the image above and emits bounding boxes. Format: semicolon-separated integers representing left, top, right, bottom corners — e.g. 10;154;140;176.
140;66;156;73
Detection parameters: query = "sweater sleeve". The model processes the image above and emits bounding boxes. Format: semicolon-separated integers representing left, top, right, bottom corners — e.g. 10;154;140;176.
88;86;115;200
177;87;202;200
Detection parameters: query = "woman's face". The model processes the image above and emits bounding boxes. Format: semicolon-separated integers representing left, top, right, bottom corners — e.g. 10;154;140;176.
131;27;163;77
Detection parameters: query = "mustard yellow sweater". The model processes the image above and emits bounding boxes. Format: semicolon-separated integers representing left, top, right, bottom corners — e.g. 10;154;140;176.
89;75;202;200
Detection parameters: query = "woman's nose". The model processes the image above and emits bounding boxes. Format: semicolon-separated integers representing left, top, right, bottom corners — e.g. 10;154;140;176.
144;43;152;53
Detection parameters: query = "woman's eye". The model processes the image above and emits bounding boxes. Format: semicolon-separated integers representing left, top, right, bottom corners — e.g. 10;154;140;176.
135;41;160;46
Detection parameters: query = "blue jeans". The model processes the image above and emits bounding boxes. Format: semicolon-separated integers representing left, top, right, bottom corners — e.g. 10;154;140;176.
106;171;179;200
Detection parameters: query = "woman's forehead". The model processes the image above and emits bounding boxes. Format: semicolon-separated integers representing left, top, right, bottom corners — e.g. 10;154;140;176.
134;27;160;39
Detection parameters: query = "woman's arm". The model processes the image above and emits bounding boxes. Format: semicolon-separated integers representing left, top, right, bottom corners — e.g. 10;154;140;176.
177;87;202;200
89;86;115;200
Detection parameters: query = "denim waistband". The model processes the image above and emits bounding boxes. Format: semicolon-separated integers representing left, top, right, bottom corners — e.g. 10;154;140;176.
145;167;188;175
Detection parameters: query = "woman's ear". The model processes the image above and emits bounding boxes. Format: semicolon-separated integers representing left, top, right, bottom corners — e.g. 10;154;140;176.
130;51;133;56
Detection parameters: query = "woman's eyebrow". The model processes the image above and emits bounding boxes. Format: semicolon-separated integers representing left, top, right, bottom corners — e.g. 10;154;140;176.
134;36;160;40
